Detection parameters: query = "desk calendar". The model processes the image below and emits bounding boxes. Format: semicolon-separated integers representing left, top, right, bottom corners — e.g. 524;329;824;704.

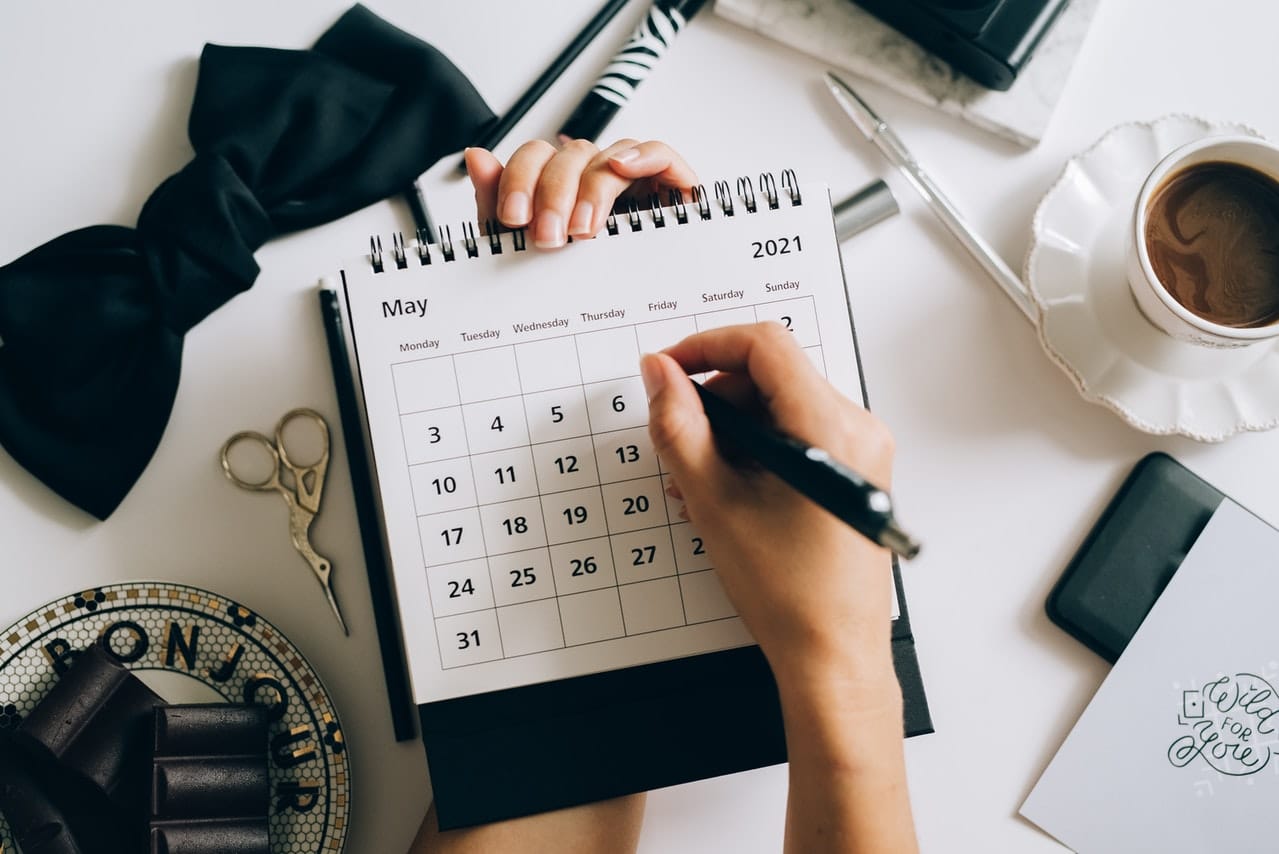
324;177;931;827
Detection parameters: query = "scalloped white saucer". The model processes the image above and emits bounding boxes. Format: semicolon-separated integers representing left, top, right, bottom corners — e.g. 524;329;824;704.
1025;115;1279;442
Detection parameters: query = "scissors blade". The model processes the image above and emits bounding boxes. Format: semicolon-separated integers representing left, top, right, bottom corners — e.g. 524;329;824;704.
276;409;330;514
322;582;350;637
288;504;349;636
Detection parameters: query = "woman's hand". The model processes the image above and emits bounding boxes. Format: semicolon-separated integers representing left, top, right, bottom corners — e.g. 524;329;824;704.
464;140;697;248
642;323;917;853
640;323;898;693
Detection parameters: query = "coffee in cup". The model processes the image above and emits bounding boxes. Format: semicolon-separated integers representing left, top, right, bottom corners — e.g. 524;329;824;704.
1127;135;1279;347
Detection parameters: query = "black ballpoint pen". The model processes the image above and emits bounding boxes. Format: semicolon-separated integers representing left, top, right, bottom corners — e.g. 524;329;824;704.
693;381;921;559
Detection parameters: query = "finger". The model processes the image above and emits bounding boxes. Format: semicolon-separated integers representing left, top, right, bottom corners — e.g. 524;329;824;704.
676;373;772;471
701;372;763;413
640;353;733;501
608;140;699;191
663;323;820;398
464;148;504;232
528;139;600;248
495;140;557;229
662;323;838;440
664;477;684;502
833;399;896;488
699;337;893;486
568;139;645;237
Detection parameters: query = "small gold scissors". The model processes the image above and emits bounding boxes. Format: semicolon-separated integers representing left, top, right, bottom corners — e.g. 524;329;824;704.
220;408;348;635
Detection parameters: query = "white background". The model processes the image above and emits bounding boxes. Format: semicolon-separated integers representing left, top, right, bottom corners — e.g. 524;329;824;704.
2;1;1278;851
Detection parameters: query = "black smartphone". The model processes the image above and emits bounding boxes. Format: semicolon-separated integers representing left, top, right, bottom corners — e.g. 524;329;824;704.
1046;452;1225;663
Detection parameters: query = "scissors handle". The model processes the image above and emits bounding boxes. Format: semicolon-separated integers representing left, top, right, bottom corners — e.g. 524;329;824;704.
275;408;331;514
219;431;284;493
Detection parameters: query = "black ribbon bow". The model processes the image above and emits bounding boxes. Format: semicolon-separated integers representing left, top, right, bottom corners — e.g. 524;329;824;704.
0;5;494;519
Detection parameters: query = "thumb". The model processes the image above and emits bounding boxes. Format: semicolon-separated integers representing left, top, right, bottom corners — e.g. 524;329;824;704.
640;353;727;497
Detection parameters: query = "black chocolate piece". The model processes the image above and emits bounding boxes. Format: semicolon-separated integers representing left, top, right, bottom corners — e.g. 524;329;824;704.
152;756;269;819
153;704;268;757
0;731;128;854
15;642;163;811
149;818;270;854
0;736;85;854
148;703;272;852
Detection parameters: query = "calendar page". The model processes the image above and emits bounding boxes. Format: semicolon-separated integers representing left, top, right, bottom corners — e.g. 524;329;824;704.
340;184;891;704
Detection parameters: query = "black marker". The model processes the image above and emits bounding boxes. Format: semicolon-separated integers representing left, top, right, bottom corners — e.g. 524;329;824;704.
558;0;709;143
693;381;921;559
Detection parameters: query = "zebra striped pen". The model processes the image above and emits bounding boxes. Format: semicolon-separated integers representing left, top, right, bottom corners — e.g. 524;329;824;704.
558;0;709;143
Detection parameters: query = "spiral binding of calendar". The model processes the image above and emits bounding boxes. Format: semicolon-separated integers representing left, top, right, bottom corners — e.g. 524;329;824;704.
367;170;803;273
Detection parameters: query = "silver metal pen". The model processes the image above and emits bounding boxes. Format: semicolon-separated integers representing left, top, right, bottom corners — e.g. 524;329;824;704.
824;71;1037;321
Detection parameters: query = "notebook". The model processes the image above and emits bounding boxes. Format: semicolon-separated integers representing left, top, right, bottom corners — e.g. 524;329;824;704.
320;173;932;829
713;0;1101;148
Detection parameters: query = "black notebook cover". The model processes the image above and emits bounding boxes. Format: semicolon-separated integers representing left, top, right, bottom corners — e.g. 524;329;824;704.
319;202;932;830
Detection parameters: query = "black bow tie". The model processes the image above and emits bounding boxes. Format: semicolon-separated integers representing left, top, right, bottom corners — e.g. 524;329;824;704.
0;4;494;519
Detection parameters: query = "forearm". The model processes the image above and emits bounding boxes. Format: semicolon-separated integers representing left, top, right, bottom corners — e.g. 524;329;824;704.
410;794;646;854
777;662;917;854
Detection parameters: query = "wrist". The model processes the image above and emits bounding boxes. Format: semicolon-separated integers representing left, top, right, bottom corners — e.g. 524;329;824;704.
774;657;903;727
764;618;897;702
772;650;904;769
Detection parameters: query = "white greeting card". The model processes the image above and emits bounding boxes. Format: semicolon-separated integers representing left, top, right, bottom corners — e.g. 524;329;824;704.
1021;500;1279;853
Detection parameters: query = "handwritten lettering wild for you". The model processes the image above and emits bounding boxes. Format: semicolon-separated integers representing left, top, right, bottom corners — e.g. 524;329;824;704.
1169;673;1279;777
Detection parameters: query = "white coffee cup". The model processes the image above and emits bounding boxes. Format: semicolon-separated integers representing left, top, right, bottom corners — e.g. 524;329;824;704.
1126;134;1279;348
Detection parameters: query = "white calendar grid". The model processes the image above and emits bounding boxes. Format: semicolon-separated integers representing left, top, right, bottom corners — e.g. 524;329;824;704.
390;298;827;670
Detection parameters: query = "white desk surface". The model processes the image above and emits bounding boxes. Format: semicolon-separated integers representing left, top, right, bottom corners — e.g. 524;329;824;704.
3;1;1277;851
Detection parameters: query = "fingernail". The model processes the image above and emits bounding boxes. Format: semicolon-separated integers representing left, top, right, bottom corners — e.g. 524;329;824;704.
611;147;641;164
501;191;531;225
640;353;666;399
568;200;594;236
533;210;566;248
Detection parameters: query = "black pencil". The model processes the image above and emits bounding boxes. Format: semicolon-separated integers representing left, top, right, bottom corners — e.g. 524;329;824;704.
693;380;921;559
318;284;419;742
453;0;632;174
406;182;436;244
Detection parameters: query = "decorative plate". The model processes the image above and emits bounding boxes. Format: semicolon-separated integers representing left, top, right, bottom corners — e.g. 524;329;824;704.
1025;114;1279;442
0;582;350;853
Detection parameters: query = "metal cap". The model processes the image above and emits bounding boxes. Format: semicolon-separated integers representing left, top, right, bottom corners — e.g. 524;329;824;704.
834;178;899;242
879;518;921;560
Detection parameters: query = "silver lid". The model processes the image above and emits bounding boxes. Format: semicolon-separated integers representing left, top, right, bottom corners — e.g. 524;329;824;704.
834;179;899;241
